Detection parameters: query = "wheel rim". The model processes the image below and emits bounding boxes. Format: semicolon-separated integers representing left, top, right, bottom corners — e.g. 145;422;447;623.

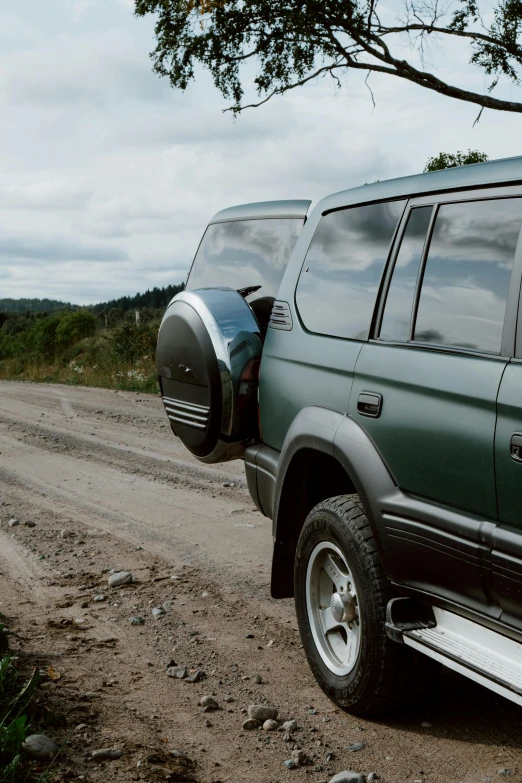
305;541;361;676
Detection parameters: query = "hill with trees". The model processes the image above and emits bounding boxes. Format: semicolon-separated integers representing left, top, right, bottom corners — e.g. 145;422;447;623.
0;282;185;393
0;283;185;316
0;298;75;313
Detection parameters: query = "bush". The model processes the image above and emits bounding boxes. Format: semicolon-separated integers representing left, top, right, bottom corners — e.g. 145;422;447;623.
106;307;125;327
0;307;162;393
112;321;159;362
55;311;96;349
30;315;62;358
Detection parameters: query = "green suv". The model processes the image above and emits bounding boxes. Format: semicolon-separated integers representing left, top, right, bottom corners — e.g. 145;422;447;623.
157;157;522;714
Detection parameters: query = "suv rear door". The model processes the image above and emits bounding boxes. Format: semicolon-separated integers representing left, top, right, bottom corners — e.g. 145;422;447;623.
349;187;522;616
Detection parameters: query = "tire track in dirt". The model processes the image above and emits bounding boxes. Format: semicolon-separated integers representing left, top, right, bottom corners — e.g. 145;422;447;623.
2;381;522;782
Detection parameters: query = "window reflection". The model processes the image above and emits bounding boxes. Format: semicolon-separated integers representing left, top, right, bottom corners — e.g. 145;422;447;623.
296;201;405;340
380;206;433;342
188;218;303;297
414;198;522;354
187;217;303;330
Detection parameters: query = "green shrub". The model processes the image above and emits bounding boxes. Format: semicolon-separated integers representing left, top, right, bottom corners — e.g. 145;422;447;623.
112;321;159;362
55;311;96;349
0;308;162;394
31;315;62;358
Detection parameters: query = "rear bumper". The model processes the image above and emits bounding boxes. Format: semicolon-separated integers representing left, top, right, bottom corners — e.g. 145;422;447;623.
244;443;280;519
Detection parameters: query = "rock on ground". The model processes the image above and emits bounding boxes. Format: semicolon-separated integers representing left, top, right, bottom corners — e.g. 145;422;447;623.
292;749;309;766
247;704;278;722
91;748;123;761
329;772;367;783
185;669;205;683
108;571;132;587
263;719;279;731
22;734;58;761
200;695;219;710
167;666;187;679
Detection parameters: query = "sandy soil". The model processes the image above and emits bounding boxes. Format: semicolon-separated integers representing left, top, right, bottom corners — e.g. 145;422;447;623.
1;380;522;783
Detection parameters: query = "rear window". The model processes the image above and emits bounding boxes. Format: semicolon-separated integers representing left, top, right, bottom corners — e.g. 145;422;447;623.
187;218;303;302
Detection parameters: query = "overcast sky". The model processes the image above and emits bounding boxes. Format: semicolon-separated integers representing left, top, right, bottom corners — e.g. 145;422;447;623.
1;0;522;305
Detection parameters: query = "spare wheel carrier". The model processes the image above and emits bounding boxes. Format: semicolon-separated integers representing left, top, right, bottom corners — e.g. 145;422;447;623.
156;288;263;463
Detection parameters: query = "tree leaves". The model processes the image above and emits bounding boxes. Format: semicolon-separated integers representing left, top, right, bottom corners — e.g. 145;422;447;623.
134;0;522;114
424;149;489;171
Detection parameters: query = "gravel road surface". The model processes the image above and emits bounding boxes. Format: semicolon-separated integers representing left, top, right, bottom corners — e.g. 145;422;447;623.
1;381;521;783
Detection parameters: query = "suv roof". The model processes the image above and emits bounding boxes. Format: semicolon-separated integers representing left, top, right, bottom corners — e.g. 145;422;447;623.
209;199;312;224
317;155;522;215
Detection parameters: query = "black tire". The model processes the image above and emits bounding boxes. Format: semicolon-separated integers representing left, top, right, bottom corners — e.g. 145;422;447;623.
294;494;439;715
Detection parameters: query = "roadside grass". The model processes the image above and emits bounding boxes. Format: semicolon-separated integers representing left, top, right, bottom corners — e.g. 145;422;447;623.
0;622;37;783
0;353;159;394
0;317;161;394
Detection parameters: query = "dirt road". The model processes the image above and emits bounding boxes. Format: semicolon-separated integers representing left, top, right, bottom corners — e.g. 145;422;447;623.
1;381;522;783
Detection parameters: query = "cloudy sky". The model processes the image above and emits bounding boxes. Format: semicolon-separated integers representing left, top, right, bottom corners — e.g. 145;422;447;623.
1;0;522;305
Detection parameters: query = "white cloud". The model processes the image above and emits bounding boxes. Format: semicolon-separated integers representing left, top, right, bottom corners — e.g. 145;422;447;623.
0;0;521;305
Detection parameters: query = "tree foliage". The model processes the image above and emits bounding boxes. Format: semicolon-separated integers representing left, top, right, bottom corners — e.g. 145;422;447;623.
1;283;185;317
134;0;522;115
424;149;489;171
0;298;73;313
89;283;185;314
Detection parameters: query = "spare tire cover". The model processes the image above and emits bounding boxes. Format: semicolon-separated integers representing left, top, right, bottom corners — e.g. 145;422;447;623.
156;288;263;463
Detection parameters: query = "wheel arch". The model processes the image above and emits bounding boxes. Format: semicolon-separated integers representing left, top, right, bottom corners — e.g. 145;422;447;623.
271;406;396;599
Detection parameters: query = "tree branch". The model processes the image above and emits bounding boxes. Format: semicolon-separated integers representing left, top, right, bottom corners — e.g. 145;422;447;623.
380;22;522;58
325;23;522;113
223;62;345;112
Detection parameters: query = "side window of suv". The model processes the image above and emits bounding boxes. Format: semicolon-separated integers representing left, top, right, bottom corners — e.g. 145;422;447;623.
296;200;405;340
414;198;522;354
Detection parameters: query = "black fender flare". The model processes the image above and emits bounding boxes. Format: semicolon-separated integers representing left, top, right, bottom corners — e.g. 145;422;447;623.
271;406;397;597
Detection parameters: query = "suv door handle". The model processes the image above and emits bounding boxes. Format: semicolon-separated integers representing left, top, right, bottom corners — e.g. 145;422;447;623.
357;392;382;418
510;434;522;462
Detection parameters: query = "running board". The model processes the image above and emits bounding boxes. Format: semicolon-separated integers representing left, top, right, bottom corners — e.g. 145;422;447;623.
388;601;522;707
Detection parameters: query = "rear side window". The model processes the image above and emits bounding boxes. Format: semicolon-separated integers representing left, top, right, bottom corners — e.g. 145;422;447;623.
296;201;405;340
414;198;522;354
187;218;303;300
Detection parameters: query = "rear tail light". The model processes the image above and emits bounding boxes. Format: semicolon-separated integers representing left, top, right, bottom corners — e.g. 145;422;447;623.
238;357;261;399
237;357;261;438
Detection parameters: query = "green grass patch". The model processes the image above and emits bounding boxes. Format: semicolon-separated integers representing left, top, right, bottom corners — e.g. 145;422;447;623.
0;622;38;782
0;310;162;394
0;622;59;783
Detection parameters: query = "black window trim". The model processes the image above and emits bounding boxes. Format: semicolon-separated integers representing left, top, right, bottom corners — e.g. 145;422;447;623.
371;185;522;360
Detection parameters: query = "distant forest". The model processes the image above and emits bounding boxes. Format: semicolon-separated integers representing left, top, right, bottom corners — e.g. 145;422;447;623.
0;298;73;313
89;283;185;314
0;283;185;315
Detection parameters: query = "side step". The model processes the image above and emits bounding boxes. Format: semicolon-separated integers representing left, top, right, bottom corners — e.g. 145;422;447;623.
386;599;522;707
